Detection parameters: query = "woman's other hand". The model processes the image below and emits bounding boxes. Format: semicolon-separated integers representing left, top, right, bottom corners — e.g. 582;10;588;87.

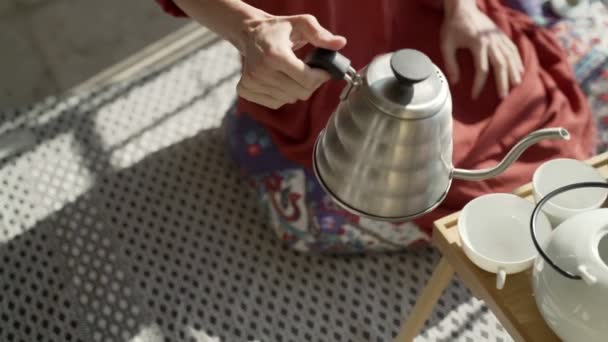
440;0;524;99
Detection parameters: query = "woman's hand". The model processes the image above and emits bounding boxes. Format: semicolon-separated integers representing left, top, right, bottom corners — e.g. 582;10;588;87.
238;15;347;109
440;0;523;99
172;0;346;109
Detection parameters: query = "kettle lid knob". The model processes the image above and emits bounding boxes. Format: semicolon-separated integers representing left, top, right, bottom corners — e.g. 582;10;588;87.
390;49;434;84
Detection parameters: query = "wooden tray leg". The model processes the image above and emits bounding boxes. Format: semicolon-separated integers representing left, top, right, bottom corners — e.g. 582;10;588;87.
394;257;455;342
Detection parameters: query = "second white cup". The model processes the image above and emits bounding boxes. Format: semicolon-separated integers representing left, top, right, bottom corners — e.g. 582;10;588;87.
533;158;608;226
459;193;552;289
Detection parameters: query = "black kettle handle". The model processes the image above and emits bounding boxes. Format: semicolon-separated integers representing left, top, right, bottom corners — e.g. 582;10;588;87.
530;181;608;280
304;48;352;80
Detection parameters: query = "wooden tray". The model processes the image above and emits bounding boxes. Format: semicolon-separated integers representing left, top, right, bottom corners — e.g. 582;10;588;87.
431;151;608;342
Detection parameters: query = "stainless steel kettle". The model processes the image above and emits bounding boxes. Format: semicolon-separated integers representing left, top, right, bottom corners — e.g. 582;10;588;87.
305;48;570;221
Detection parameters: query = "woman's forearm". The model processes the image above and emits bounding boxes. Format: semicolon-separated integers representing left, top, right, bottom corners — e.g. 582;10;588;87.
173;0;269;53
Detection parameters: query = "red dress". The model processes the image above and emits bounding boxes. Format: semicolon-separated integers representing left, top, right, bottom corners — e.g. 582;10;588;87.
156;0;595;233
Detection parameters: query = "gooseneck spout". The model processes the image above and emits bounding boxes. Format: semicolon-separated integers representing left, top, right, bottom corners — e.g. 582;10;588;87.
452;128;571;181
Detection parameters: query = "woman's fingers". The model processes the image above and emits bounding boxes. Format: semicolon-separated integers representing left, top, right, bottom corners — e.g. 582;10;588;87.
471;40;489;99
252;44;328;101
237;82;285;109
289;14;347;51
440;35;460;84
500;35;524;75
275;48;329;90
488;42;509;99
256;67;315;101
240;47;326;108
238;69;301;107
497;38;522;88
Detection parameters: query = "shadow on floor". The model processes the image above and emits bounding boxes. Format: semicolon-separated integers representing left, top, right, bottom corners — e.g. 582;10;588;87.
0;124;470;342
0;38;497;342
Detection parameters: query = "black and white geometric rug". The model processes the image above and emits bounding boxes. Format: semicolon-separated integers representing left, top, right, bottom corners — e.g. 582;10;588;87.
0;40;511;342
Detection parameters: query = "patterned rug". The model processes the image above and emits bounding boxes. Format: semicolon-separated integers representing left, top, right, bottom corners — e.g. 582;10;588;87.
548;1;608;151
0;41;510;342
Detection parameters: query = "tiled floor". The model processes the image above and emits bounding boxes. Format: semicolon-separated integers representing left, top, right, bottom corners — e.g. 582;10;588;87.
0;0;188;109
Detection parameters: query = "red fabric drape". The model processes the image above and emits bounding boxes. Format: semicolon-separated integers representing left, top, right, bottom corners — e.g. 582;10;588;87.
156;0;595;232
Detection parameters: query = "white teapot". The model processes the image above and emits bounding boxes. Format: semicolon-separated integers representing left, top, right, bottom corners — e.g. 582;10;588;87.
531;182;608;342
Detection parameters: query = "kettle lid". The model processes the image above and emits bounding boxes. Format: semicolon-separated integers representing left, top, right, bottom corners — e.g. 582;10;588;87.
362;49;449;119
390;49;435;83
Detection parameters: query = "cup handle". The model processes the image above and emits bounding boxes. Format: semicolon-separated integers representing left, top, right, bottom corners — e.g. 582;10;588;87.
496;268;507;290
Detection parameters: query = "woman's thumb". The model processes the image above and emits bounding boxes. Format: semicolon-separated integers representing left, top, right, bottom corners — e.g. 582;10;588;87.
291;15;346;50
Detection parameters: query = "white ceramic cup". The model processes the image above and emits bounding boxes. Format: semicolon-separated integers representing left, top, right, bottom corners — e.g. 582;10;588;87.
533;158;608;227
458;193;553;289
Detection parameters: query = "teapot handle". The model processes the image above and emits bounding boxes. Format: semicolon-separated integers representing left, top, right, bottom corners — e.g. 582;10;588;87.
304;48;354;80
531;181;608;280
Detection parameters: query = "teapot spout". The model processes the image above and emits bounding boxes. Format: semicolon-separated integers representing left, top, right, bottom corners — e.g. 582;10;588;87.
452;128;570;181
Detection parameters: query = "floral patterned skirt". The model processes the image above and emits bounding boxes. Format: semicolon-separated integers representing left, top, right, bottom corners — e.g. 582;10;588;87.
222;105;429;254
